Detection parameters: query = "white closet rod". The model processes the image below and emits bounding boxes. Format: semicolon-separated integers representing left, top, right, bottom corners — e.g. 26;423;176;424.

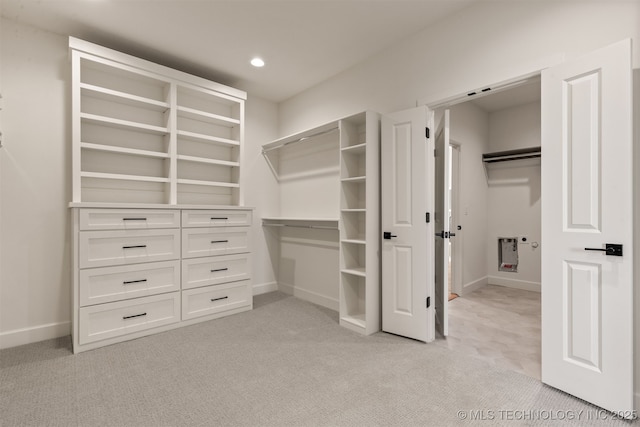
262;127;339;154
262;223;338;230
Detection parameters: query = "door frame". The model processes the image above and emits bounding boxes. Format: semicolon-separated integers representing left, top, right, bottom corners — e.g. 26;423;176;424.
449;142;463;297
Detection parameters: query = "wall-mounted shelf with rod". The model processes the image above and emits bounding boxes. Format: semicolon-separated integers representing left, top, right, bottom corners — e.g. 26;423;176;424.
261;217;339;230
482;146;541;180
482;146;541;163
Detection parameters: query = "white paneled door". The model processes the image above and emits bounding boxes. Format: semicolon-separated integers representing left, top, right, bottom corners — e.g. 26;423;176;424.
541;39;633;415
381;106;434;342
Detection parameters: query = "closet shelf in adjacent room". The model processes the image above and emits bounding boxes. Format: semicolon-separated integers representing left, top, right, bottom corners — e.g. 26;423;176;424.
482;146;541;163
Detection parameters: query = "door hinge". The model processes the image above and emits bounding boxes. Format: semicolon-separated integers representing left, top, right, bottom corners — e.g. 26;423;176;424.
426;296;431;308
425;127;430;139
426;212;430;223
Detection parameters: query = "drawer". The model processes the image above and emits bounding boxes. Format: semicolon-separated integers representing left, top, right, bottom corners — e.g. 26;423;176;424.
79;229;180;269
79;260;180;306
182;281;251;321
182;227;250;259
182;254;250;290
79;209;180;230
78;292;180;345
182;210;252;227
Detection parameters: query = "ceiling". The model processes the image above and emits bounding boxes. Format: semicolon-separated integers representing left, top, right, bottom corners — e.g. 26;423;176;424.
1;0;479;103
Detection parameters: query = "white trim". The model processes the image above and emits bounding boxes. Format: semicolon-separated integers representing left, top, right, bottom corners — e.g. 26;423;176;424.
253;281;278;295
488;276;541;293
278;282;339;311
461;276;488;296
69;37;246;100
0;321;71;349
416;53;563;109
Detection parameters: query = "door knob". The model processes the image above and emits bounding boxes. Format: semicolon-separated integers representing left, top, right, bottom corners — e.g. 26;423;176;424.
584;243;623;256
383;232;397;240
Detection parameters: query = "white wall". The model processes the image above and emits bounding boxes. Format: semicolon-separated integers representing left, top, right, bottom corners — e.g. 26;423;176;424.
447;102;489;292
486;102;541;291
0;18;280;347
278;1;640;134
0;20;71;347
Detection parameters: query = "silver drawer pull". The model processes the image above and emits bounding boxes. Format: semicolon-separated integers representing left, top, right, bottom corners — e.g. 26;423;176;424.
123;312;147;320
210;240;228;244
211;268;229;273
210;296;228;302
123;279;147;285
123;218;147;221
211;217;228;220
123;245;147;249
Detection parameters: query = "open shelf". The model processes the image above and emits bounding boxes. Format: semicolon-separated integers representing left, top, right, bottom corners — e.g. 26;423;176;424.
80;83;169;111
177;130;239;147
177;106;240;127
81;142;169;159
72;40;246;206
81;171;170;183
81;113;169;135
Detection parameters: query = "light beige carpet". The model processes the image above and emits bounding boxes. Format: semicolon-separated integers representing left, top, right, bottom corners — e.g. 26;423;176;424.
0;292;633;426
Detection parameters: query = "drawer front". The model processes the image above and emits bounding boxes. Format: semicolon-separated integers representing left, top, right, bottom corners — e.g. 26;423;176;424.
79;292;180;345
79;229;180;269
80;209;180;231
182;254;250;290
182;227;250;259
182;281;251;321
79;260;180;307
182;210;252;228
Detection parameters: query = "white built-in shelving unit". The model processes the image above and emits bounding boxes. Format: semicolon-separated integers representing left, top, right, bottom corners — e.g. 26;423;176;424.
261;111;380;335
338;112;380;335
69;38;251;353
71;37;245;206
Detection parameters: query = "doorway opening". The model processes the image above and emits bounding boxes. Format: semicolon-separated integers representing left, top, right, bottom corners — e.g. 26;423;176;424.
435;78;543;380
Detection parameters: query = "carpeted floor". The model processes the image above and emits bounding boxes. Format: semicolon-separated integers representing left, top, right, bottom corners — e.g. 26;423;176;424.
0;292;634;426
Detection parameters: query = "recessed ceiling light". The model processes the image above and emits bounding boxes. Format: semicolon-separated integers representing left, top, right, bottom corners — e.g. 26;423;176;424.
250;57;265;68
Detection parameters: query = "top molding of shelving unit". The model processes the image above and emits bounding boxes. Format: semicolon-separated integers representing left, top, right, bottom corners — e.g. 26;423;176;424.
69;37;247;101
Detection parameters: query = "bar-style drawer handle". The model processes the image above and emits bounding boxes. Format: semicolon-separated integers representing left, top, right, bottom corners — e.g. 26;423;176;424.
123;312;147;320
123;245;147;249
211;217;228;220
211;268;229;273
210;296;228;302
123;218;147;221
210;240;229;244
123;279;147;285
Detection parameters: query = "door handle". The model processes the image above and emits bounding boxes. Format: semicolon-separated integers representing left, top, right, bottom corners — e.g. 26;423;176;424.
383;232;397;240
584;243;623;256
436;231;449;239
449;232;456;237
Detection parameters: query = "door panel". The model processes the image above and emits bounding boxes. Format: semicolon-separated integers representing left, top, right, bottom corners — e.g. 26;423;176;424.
381;106;434;342
434;109;450;337
541;39;633;415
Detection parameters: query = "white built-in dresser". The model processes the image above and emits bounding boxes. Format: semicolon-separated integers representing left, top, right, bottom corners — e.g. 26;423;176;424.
69;37;252;353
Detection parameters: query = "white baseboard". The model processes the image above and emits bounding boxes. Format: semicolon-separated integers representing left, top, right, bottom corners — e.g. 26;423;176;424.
253;281;278;296
488;276;541;292
461;276;488;295
278;282;339;311
0;321;70;350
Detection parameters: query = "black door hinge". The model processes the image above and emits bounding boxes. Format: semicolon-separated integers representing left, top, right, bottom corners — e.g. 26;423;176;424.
425;127;430;139
426;212;430;223
426;296;431;308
